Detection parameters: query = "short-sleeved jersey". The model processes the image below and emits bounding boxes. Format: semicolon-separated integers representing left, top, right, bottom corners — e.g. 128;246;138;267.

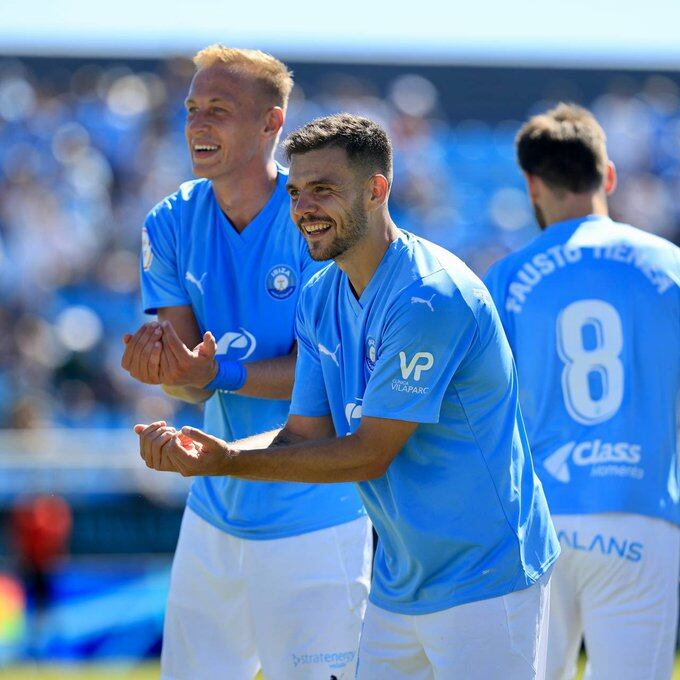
290;230;559;615
140;168;365;539
484;215;680;525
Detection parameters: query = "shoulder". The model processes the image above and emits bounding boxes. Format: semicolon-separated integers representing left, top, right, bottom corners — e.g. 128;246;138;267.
615;221;680;266
298;261;338;305
389;234;482;325
146;179;211;225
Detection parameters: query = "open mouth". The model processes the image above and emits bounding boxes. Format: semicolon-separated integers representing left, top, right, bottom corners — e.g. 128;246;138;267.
192;143;220;159
300;221;333;237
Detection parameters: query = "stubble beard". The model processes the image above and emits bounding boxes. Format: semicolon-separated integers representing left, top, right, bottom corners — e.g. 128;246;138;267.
307;199;369;262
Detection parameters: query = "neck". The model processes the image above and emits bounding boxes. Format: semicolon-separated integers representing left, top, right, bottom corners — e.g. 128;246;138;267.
210;158;278;232
543;191;609;229
336;213;401;298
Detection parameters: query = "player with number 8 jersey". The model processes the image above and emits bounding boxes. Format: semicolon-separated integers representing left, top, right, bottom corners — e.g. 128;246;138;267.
485;103;680;680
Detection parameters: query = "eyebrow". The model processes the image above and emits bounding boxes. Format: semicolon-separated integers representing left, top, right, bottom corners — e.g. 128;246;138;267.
184;96;236;106
285;178;340;190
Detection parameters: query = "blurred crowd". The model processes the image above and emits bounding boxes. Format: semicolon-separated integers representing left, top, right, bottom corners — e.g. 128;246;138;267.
1;56;679;430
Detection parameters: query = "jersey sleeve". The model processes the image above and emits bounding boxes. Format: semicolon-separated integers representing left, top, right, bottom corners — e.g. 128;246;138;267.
361;280;478;424
140;199;190;314
289;294;331;417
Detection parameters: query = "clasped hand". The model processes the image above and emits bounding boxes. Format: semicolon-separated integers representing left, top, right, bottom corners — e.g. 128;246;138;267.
121;321;217;387
134;421;237;476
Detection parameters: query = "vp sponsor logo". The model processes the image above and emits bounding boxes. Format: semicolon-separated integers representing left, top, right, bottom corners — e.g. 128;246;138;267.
216;328;257;361
544;439;642;483
399;351;433;381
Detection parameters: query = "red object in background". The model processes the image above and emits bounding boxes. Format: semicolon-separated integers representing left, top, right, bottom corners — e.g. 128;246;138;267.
10;496;72;570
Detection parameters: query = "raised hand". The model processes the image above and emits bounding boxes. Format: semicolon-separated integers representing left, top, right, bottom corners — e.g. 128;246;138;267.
134;421;235;476
158;321;218;388
121;322;163;384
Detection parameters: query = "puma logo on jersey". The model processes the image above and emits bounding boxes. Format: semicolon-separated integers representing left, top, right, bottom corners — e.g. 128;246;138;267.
318;343;340;367
185;271;207;295
410;294;435;311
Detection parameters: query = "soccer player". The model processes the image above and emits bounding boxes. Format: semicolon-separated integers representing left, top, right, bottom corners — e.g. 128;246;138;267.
121;48;370;680
135;114;560;679
484;103;680;680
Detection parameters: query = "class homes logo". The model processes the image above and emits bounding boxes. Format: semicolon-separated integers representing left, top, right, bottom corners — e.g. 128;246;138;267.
544;439;643;484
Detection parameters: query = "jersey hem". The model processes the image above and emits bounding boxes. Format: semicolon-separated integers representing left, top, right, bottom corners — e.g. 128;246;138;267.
360;408;439;424
186;498;367;540
368;550;560;616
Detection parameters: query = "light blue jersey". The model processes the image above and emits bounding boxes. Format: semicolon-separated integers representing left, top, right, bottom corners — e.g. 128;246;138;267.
485;215;680;525
290;231;559;615
140;168;365;539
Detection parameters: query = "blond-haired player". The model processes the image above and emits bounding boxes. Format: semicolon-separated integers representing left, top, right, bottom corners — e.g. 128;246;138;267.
121;46;370;680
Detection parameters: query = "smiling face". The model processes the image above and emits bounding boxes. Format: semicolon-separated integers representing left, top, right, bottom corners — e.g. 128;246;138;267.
184;64;270;181
287;146;370;261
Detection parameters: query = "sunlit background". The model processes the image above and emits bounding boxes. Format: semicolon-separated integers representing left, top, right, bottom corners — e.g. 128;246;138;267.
1;1;679;676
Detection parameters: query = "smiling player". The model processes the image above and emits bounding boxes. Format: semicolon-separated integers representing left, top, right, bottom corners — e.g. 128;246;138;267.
121;49;369;680
135;114;559;680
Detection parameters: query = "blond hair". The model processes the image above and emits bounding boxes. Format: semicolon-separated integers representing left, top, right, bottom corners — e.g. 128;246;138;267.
193;44;294;109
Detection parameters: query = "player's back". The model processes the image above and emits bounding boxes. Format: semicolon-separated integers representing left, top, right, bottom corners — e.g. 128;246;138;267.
485;215;680;524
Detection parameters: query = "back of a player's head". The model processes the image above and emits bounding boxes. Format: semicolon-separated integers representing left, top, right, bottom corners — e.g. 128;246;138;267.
283;113;393;183
193;44;294;110
516;103;608;194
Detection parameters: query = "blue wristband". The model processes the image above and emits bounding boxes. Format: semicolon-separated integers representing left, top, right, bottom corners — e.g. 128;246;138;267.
203;356;247;392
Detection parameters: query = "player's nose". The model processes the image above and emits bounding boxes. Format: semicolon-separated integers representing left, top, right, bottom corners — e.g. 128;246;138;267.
292;191;316;217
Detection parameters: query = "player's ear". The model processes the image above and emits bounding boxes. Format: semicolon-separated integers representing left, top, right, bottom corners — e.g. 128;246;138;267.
263;106;284;138
366;174;390;210
603;161;617;195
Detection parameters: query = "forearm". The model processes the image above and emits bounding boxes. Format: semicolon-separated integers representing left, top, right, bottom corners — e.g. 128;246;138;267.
161;384;212;404
235;353;296;400
225;432;383;483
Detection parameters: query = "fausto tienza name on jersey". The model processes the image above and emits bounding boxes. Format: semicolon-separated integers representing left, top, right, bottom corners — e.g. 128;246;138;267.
504;244;674;313
544;439;644;484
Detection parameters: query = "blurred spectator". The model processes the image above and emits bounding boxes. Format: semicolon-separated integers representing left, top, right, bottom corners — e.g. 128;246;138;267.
10;495;72;612
0;57;678;430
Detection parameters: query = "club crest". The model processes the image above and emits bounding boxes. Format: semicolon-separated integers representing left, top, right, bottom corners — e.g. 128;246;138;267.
266;264;296;300
365;336;377;371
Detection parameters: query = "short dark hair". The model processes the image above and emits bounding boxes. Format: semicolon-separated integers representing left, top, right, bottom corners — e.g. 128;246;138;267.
516;103;608;194
283;113;393;183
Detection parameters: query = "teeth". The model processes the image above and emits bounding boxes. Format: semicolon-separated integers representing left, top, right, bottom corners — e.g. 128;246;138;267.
304;223;331;234
194;145;218;152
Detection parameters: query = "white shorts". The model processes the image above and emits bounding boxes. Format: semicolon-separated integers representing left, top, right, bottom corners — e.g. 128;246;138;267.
547;513;680;680
161;508;372;680
356;572;551;680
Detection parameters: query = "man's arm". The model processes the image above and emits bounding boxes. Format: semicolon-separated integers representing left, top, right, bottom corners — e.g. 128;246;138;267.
157;306;297;401
135;414;417;483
